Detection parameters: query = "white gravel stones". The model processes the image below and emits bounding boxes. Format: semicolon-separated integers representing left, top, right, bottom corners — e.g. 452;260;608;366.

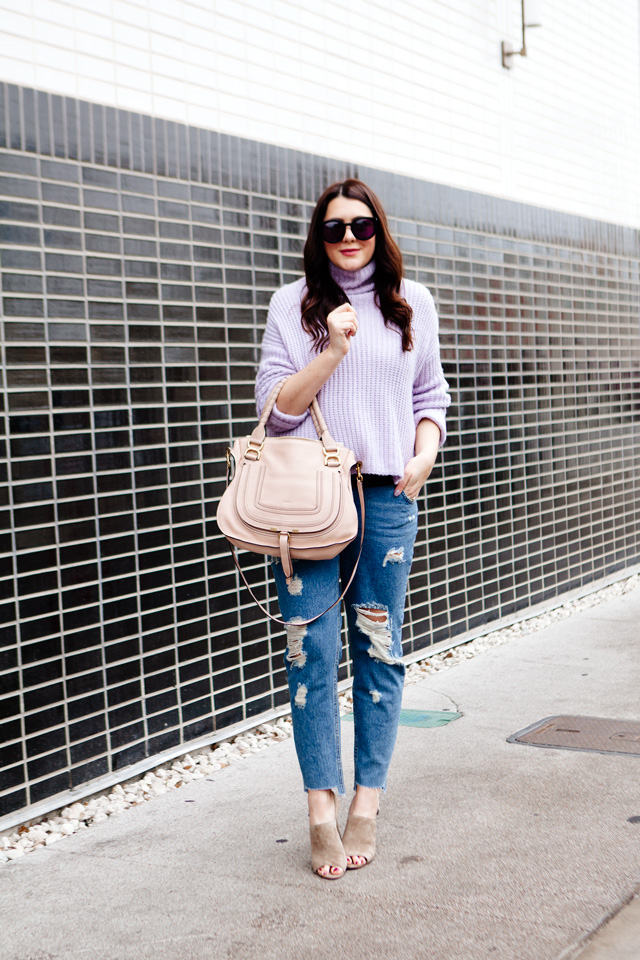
5;847;25;860
1;571;637;865
0;715;297;863
26;826;48;844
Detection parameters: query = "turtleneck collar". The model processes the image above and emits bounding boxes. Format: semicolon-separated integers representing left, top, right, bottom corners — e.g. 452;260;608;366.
328;258;376;296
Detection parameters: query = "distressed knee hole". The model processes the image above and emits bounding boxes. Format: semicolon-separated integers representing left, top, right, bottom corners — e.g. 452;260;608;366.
353;604;399;665
287;575;303;596
370;689;382;704
360;609;387;623
383;547;405;566
285;617;307;669
294;683;307;708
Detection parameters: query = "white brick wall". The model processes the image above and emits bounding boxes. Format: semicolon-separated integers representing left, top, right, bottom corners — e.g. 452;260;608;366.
1;0;639;227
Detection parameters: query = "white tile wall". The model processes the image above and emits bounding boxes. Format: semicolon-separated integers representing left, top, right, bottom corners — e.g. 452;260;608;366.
1;0;639;227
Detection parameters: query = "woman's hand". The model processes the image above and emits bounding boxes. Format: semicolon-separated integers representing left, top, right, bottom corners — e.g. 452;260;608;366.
274;304;357;416
394;452;436;501
326;303;358;358
394;418;441;500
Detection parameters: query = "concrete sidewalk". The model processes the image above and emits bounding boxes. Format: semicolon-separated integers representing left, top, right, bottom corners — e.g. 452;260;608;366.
2;584;640;960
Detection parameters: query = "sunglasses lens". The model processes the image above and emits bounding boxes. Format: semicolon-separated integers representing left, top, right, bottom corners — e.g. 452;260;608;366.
352;218;377;240
322;220;345;243
321;218;377;243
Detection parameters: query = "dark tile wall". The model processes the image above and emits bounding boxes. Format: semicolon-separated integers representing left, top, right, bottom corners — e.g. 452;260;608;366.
1;83;639;821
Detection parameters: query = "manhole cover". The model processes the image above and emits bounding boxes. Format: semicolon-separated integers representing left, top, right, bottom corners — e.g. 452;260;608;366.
508;715;640;757
343;709;461;728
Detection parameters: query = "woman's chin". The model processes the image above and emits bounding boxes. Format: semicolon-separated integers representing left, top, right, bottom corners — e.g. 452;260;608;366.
336;254;367;271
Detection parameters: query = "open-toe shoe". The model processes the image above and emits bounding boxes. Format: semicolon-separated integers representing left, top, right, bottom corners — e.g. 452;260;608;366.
309;797;347;880
341;810;377;869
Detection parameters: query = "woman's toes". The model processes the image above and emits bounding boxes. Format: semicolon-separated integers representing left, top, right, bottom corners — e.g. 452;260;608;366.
347;854;366;867
317;863;343;877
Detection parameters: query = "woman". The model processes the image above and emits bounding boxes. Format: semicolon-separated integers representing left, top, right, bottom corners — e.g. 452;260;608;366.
255;179;450;879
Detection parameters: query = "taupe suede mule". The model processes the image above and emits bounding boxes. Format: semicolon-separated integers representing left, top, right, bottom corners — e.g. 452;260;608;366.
341;813;377;869
309;819;347;879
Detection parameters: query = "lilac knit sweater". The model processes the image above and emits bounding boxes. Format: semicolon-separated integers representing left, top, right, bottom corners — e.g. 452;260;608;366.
255;260;451;481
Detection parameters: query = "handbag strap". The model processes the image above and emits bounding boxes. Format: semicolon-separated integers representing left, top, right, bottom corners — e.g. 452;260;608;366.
250;379;339;455
226;475;366;628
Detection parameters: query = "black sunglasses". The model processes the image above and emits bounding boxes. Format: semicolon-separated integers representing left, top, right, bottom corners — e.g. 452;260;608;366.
322;217;378;244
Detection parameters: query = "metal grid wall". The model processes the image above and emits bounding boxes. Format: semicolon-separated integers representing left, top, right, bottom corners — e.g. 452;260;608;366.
1;84;639;821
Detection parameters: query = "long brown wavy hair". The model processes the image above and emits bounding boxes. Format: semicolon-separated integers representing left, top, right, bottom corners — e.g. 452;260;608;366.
301;179;414;352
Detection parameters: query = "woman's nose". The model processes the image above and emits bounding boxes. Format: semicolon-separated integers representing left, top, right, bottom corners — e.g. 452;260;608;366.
343;224;356;241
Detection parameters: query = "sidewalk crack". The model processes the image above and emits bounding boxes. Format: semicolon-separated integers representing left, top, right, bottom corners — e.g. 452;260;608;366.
418;688;462;714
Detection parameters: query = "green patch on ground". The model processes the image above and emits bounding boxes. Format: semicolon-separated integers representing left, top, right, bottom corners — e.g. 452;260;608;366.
342;708;462;728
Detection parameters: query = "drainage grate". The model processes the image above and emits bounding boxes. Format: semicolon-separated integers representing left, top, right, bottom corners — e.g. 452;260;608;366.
343;709;462;728
508;715;640;757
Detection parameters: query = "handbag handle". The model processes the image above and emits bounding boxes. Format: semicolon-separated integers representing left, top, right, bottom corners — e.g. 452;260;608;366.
226;474;365;627
249;379;340;456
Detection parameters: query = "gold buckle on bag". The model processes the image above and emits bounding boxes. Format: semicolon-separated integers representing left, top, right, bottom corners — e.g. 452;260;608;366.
244;438;265;461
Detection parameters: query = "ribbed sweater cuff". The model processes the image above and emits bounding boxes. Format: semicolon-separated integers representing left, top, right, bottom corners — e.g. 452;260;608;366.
414;410;447;447
268;401;308;433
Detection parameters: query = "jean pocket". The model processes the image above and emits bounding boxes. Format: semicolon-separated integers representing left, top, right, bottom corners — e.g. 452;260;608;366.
400;490;416;505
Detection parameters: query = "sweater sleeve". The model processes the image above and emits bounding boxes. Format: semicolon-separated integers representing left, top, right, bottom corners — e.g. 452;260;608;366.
411;285;451;446
255;286;309;433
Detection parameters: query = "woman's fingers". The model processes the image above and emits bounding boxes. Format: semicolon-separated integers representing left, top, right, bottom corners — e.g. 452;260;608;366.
394;470;425;499
327;304;358;355
329;305;358;331
395;453;435;498
344;319;357;337
394;466;412;498
335;316;357;333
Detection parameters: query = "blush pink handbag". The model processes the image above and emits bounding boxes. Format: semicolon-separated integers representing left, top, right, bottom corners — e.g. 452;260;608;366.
216;379;365;626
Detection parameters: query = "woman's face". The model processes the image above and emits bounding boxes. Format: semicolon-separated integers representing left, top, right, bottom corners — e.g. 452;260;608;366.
322;196;376;272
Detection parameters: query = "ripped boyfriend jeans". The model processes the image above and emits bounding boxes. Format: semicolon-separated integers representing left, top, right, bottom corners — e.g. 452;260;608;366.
271;483;419;795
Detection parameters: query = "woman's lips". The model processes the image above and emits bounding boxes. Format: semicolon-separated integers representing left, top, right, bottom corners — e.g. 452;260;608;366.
340;249;360;256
